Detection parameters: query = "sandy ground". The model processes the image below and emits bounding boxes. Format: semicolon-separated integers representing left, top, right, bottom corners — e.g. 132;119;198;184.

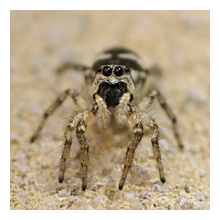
10;11;210;210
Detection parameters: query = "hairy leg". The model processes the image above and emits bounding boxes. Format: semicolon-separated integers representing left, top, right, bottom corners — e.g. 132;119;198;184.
143;89;184;149
119;113;144;190
30;89;83;143
119;112;166;190
56;62;94;85
56;62;91;74
59;110;96;191
141;113;166;183
59;118;74;183
76;119;89;191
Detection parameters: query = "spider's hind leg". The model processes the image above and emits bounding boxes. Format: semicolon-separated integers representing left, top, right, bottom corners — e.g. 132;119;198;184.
30;88;86;143
56;62;91;74
145;89;184;149
30;89;74;143
56;62;94;85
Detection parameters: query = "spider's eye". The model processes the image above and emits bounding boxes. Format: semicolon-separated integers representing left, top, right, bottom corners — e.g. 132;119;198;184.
114;66;123;76
97;66;102;73
103;66;112;76
124;67;130;73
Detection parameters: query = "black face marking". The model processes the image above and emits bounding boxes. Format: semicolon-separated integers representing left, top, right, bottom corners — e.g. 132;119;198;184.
103;66;112;76
97;82;127;107
114;66;123;76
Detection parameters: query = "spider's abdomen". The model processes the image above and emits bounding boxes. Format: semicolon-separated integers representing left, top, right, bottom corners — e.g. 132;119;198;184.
97;82;127;107
92;47;144;72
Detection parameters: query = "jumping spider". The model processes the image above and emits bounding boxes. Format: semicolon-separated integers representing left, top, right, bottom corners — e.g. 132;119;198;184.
30;47;183;191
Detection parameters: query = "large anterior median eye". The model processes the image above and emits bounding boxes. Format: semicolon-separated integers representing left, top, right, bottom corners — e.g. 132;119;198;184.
103;66;112;76
114;66;123;76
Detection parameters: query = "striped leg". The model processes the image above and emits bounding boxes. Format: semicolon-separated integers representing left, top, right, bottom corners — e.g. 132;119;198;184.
119;112;166;190
59;118;74;183
59;110;96;191
146;89;184;149
140;113;166;183
119;114;144;190
76;119;90;191
56;62;93;84
30;89;81;143
56;62;90;74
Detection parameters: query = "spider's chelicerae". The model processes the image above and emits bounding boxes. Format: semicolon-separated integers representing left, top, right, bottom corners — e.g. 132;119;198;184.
30;47;183;191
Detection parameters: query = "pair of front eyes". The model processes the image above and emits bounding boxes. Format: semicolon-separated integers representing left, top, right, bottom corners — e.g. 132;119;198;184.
97;66;130;77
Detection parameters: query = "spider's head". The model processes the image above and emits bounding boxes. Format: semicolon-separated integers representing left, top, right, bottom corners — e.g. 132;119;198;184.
92;65;135;107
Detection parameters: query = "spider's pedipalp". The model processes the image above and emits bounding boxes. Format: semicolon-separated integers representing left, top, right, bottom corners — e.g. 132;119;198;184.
95;94;111;130
115;92;131;127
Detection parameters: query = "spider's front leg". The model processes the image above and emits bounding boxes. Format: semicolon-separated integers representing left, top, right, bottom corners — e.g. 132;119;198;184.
119;111;166;190
59;109;97;191
76;115;90;191
119;112;144;190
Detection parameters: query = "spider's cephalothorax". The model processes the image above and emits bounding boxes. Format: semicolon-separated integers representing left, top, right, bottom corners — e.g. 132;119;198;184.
30;47;183;191
93;64;134;107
